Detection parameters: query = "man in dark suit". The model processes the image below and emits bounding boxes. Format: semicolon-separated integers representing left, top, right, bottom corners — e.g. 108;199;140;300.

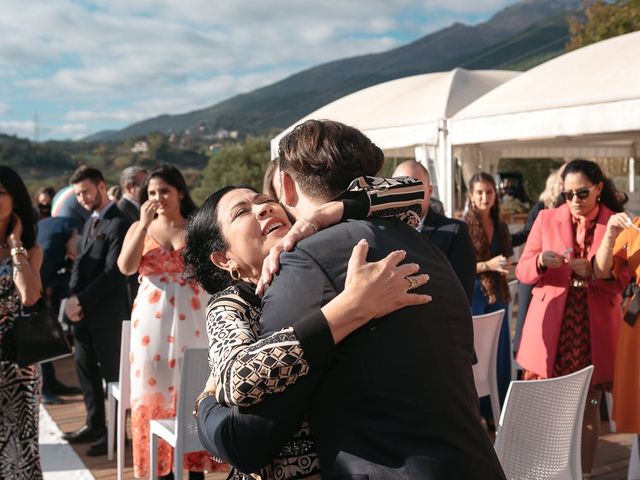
197;121;505;479
116;166;146;224
393;160;476;303
62;166;131;457
116;166;146;306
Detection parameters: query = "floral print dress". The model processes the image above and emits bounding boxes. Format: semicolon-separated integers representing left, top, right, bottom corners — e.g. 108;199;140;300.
130;234;223;478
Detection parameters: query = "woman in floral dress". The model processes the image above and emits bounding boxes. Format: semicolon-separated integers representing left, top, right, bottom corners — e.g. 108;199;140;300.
118;164;224;479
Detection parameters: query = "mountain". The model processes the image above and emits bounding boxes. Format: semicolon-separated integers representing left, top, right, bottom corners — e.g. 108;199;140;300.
86;0;581;142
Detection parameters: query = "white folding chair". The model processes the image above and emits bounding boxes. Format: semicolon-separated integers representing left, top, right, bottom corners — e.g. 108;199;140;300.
107;320;131;480
149;348;209;480
472;309;505;423
494;365;594;480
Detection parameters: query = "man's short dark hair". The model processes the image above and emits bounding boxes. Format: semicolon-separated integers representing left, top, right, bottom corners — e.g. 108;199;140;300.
70;166;105;186
278;119;384;201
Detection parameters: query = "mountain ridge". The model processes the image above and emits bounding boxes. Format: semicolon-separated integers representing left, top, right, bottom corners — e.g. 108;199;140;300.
84;0;581;142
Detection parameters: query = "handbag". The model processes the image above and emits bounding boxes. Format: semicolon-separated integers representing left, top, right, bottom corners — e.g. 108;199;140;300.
14;297;73;367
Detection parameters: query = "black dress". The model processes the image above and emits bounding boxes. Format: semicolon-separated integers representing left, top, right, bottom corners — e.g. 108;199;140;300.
0;256;42;479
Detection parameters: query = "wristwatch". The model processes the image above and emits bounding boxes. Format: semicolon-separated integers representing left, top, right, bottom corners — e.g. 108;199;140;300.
193;390;216;418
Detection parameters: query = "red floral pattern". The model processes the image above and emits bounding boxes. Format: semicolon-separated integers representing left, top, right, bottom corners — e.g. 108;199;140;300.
129;235;221;477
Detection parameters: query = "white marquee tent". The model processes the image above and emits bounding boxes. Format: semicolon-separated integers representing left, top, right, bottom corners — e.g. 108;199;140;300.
450;30;640;209
270;68;519;211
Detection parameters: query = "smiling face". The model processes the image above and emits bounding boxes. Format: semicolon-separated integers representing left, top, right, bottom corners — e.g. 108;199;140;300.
469;180;497;213
147;177;183;215
214;188;292;279
563;172;603;217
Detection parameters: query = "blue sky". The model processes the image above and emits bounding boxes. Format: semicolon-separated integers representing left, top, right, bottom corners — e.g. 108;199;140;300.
0;0;518;141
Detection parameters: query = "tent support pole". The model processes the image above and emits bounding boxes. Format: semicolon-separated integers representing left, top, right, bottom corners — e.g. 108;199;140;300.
630;157;636;193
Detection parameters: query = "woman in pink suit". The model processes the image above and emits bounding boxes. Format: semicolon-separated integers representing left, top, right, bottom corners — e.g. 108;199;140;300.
515;159;629;477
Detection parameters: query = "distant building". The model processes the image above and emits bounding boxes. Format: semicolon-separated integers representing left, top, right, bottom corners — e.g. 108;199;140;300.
208;143;223;153
131;141;148;154
229;130;239;139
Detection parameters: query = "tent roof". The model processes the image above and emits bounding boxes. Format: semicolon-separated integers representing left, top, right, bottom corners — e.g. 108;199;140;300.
451;31;640;146
270;68;518;158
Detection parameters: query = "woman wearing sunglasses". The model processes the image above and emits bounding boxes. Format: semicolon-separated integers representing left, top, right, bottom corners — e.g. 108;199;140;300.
515;158;629;477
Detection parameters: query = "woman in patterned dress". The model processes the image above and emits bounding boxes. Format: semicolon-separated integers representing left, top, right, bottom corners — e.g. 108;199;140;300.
117;164;224;479
515;159;628;476
464;172;514;420
0;166;43;479
184;176;429;479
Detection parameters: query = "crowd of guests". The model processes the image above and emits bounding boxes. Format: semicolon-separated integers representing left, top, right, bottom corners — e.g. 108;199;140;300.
0;120;638;479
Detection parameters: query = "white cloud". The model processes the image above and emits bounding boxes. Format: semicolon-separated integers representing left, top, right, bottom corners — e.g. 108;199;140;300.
0;102;9;115
0;0;519;139
0;120;36;138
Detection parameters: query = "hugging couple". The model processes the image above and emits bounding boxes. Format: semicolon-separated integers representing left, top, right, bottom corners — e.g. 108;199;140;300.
183;120;506;480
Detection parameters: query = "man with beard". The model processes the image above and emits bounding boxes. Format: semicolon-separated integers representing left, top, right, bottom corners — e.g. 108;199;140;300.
62;166;131;457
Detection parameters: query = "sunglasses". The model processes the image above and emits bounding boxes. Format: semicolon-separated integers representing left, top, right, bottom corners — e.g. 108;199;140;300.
562;185;596;202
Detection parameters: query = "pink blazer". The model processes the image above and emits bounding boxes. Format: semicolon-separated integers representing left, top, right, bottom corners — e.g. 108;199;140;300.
515;204;629;385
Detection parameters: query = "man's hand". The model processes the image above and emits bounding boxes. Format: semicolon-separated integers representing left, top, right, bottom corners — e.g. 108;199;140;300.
65;296;84;322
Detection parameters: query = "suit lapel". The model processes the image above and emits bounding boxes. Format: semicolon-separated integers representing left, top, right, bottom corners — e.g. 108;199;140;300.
79;204;114;256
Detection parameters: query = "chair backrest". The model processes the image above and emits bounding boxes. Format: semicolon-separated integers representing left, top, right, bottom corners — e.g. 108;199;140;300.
176;348;209;452
118;320;131;402
472;309;505;413
494;365;594;480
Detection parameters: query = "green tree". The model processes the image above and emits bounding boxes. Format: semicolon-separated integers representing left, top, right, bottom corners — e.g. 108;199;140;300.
192;136;270;204
568;0;640;50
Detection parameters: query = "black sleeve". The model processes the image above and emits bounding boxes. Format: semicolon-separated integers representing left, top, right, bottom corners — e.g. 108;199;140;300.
197;246;336;471
511;202;544;247
450;222;477;304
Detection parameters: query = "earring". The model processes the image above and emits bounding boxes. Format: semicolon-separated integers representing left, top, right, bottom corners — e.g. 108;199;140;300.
230;268;241;281
596;195;601;203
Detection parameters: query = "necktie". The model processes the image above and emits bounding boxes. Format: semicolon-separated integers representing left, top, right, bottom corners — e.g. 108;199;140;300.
90;217;100;238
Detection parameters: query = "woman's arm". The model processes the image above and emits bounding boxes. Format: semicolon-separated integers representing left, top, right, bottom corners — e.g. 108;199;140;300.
117;200;158;275
7;214;42;306
594;213;631;279
257;175;425;293
208;241;430;407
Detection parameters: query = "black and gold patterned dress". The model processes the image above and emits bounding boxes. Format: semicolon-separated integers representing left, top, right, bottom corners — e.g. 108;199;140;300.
205;176;423;479
0;256;42;480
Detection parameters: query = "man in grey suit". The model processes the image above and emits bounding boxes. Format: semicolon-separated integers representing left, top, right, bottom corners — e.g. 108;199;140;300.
116;166;146;224
197;120;505;479
393;160;476;303
116;166;146;305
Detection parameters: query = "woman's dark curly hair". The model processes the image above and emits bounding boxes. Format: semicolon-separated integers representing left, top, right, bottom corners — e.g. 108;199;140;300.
183;186;249;295
561;159;623;213
140;163;197;218
0;166;37;249
464;172;511;304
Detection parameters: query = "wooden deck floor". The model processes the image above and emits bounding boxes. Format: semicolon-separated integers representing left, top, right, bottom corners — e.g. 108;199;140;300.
44;357;633;479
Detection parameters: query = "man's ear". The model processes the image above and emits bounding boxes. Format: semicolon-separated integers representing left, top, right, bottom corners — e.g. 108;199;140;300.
210;251;233;272
281;171;298;207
